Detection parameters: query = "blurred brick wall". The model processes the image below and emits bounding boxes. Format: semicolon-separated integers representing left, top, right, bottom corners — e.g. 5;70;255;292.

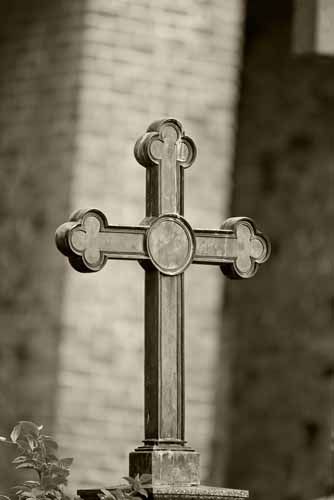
0;0;245;492
0;0;84;490
54;0;245;491
213;1;334;499
0;0;85;492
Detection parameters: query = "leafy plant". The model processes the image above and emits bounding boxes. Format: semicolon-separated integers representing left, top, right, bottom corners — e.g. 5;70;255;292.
0;421;73;500
0;421;151;500
99;474;152;500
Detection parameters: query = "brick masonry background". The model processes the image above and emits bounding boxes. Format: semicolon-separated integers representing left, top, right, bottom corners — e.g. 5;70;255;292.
0;0;245;493
2;2;333;499
56;0;245;490
216;2;334;500
0;0;84;489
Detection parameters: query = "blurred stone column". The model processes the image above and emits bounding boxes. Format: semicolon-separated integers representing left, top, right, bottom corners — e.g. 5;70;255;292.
213;1;334;499
0;0;85;490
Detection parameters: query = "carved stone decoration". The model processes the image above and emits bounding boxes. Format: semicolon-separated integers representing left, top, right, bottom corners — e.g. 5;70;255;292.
55;118;271;493
145;214;195;276
56;208;148;273
78;485;250;500
56;119;269;279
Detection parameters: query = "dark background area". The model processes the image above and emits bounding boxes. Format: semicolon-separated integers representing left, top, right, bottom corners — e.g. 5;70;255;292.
214;1;334;499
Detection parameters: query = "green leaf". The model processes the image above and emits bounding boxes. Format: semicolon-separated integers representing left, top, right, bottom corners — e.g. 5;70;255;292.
16;463;36;470
122;477;135;487
12;456;28;464
59;458;73;468
128;491;147;499
18;422;41;438
49;463;67;474
42;437;58;454
138;474;151;485
26;436;36;451
99;489;116;500
49;491;63;500
23;482;40;488
137;489;148;498
10;423;22;443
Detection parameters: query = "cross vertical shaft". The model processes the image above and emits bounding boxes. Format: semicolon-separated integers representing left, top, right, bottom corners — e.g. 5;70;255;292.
144;269;184;444
135;119;195;447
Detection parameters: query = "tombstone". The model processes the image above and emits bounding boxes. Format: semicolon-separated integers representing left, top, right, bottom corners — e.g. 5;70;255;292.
293;0;334;54
55;118;271;500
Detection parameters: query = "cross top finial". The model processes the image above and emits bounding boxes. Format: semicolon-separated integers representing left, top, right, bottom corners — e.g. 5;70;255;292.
134;119;196;218
56;118;270;487
135;118;196;170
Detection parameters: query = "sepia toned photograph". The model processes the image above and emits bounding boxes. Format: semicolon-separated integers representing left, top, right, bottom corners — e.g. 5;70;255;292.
0;2;333;500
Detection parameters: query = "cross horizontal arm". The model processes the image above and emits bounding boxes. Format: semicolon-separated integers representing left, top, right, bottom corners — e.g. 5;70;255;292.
56;208;149;273
193;217;270;279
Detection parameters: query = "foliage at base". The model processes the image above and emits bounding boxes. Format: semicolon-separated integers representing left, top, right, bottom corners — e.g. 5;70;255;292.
0;422;151;500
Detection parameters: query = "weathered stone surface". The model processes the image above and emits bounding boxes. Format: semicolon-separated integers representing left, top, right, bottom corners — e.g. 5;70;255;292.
129;448;200;486
78;484;249;500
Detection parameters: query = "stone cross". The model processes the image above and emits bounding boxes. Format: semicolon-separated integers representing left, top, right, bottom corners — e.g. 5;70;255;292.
56;118;270;489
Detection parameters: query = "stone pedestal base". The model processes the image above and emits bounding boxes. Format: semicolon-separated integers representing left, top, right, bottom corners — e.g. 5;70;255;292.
78;484;249;500
77;447;248;500
148;486;249;500
129;447;200;486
